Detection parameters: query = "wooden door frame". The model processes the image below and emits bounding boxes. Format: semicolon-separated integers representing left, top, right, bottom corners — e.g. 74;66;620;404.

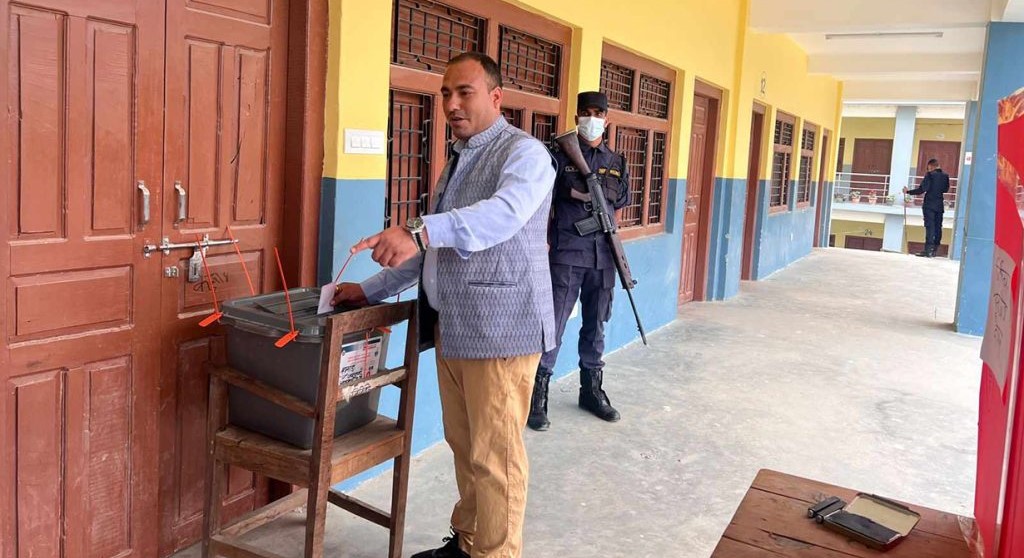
689;79;722;302
281;0;328;287
742;102;767;280
241;0;327;500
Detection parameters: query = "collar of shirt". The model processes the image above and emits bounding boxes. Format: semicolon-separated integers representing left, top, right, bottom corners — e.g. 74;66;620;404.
579;137;612;157
451;116;509;155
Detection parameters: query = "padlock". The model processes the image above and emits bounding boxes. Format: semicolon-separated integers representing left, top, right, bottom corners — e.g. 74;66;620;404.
187;249;204;283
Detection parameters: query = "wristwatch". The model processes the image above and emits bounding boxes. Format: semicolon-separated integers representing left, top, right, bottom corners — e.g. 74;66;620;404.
406;216;427;252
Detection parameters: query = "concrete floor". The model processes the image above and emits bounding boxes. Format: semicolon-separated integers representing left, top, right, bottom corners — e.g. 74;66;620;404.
178;248;982;558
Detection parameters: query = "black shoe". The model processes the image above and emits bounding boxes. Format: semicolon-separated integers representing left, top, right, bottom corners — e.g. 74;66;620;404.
579;368;621;422
915;250;931;257
411;531;469;558
527;371;551;431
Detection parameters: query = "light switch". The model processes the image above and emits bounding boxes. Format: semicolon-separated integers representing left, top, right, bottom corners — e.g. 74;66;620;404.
344;129;387;155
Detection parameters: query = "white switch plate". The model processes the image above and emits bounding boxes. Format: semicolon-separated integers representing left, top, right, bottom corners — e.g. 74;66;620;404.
344;129;386;155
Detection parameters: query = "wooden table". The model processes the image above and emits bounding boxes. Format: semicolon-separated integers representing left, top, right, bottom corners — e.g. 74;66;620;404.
711;469;976;557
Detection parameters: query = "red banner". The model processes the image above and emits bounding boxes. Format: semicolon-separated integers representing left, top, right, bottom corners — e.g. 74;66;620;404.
977;86;1024;558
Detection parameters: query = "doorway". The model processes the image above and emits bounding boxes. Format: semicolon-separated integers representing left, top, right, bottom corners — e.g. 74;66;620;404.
0;1;326;556
742;104;766;280
851;138;893;196
679;81;722;305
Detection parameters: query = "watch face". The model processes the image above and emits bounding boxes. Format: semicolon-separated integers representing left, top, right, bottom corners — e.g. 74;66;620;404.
406;217;424;230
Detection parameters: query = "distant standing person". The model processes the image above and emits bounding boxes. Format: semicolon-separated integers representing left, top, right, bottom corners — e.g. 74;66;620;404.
904;158;950;257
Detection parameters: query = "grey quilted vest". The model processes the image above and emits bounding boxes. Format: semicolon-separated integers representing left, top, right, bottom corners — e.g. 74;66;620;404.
430;118;556;359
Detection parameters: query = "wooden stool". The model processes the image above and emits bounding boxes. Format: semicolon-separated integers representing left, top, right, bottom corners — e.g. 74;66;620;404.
201;301;420;558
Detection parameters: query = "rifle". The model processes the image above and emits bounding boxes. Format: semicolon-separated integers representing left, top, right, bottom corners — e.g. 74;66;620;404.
553;130;648;346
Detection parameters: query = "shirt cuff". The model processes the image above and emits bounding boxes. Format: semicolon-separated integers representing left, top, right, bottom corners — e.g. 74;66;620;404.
359;274;390;304
421;213;455;248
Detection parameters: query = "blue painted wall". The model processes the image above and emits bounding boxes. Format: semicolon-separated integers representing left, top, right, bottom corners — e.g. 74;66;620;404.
952;100;980;262
319;176;687;489
754;179;818;279
956;23;1024;335
707;178;747;300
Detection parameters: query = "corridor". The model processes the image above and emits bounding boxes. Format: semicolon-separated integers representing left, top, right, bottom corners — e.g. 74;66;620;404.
176;248;981;558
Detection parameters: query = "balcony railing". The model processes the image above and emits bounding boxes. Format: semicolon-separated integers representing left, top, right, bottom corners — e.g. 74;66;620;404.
832;172;958;209
908;174;958;210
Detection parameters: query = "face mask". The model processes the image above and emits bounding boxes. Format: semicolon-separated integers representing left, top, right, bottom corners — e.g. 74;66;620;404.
577;116;606;141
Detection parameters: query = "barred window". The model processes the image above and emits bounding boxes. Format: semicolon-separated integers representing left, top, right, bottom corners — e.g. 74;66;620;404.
617;127;649;228
392;0;484;74
599;43;674;236
386;90;433;228
388;0;570;227
770;112;796;211
499;26;560;97
797;125;816;206
638;74;671;119
600;60;634;112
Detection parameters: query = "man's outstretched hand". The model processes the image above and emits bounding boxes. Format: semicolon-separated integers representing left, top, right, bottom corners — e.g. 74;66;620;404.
352;226;422;268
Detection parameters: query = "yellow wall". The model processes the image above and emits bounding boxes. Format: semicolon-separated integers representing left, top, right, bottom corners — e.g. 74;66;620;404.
324;0;392;179
324;0;843;182
736;30;843;182
829;219;885;248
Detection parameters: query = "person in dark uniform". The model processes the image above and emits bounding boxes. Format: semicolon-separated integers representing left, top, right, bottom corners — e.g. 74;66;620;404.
904;158;951;258
528;91;630;431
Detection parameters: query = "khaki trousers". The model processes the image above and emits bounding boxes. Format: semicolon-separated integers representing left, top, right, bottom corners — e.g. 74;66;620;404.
435;337;539;558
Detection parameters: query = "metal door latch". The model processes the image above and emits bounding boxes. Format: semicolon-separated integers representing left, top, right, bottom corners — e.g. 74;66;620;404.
187;249;204;283
142;234;238;257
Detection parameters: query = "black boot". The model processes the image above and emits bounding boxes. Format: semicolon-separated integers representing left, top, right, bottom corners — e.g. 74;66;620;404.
527;370;551;431
411;531;469;558
579;368;620;422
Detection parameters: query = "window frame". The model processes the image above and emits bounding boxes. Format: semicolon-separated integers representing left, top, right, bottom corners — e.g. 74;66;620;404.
797;121;818;209
599;43;675;240
769;110;797;214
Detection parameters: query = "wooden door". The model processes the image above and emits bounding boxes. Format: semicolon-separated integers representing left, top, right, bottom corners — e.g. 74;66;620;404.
851;138;893;195
679;89;719;305
1;1;164;557
813;131;831;248
742;106;765;280
157;0;289;553
917;140;961;178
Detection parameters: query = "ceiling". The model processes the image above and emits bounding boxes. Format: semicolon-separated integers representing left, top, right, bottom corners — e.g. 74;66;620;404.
749;0;1024;104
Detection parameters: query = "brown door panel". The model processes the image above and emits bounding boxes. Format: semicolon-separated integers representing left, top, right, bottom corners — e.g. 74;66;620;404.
2;2;164;558
158;0;289;553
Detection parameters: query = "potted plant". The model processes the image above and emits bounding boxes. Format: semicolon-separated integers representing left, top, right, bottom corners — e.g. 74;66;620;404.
867;192;877;204
883;195;895;206
834;192;847;203
850;190;862;203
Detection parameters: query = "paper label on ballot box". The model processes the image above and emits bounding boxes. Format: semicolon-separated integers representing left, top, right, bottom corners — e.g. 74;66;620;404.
339;336;383;385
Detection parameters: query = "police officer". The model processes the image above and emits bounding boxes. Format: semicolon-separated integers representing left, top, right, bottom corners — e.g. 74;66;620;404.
904;158;951;258
528;91;630;431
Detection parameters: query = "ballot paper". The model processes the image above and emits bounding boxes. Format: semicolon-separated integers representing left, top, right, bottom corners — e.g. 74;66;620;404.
317;283;336;315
